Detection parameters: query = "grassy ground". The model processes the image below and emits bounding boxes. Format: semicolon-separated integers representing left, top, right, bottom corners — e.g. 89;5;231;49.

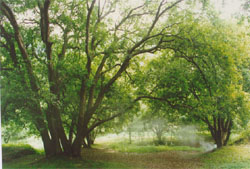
83;146;202;169
2;144;131;169
98;141;202;153
2;142;250;169
201;145;250;169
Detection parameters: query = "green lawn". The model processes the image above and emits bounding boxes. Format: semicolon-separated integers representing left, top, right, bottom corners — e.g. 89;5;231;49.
2;143;250;169
201;145;250;169
2;144;131;169
4;156;131;169
97;141;202;153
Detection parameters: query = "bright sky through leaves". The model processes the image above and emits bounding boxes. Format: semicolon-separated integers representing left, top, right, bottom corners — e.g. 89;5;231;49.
211;0;243;19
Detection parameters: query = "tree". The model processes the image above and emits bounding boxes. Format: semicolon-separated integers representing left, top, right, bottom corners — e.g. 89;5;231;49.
149;118;168;145
136;15;250;148
0;0;186;157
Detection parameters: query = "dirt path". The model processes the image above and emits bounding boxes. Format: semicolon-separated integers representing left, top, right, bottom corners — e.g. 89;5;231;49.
82;148;203;169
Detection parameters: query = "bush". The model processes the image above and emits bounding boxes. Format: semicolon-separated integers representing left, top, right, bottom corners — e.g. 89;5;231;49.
231;128;250;145
153;139;166;146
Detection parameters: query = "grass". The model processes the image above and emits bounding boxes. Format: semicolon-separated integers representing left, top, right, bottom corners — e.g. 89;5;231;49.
2;144;131;169
3;142;250;169
4;156;131;169
2;144;40;162
201;145;250;169
25;157;131;169
98;141;202;153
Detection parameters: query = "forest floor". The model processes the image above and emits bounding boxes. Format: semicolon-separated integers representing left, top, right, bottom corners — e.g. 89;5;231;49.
2;143;250;169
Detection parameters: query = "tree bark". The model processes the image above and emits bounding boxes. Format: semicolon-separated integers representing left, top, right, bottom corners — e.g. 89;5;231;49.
46;105;63;154
72;81;88;157
72;125;88;157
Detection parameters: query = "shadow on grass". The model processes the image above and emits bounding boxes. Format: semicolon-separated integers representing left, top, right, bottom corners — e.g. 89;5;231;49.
2;144;131;169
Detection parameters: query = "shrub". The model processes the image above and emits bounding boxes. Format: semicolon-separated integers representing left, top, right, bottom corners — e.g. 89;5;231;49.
231;127;250;145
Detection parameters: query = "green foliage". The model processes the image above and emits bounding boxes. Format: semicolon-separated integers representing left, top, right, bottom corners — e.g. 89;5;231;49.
231;123;250;145
2;127;29;143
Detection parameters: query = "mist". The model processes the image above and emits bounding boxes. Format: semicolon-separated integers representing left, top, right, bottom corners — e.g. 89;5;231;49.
175;125;217;152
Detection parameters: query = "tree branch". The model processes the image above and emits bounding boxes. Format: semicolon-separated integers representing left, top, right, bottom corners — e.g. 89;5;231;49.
85;0;97;74
1;1;39;92
100;63;122;75
0;25;19;67
88;95;142;134
147;0;183;36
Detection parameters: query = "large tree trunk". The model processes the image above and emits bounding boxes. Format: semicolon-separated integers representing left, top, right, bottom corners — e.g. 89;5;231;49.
46;104;73;156
34;111;54;157
40;129;54;157
72;91;87;157
206;116;233;148
72;126;88;157
32;104;57;157
46;105;63;154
